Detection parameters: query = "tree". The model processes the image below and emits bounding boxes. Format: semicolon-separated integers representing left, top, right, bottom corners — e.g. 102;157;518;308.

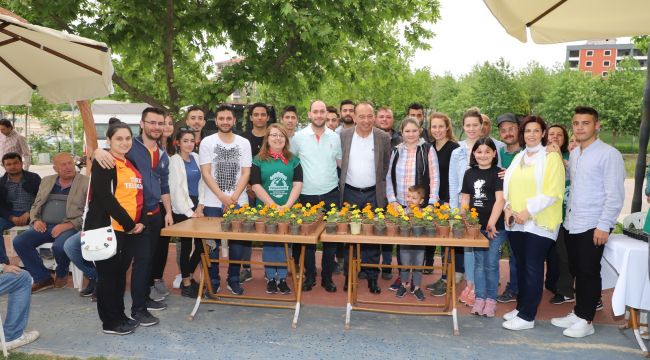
5;0;441;115
517;61;552;115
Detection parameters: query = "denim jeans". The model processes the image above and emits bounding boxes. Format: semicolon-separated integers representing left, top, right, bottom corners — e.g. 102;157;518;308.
63;232;97;280
505;231;519;294
474;229;507;300
0;270;33;341
263;243;287;281
0;211;24;264
130;212;160;312
399;246;425;287
464;247;475;283
204;206;244;285
13;224;76;282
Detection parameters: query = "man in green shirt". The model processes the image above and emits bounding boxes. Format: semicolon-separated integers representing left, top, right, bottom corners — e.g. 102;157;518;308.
496;113;521;303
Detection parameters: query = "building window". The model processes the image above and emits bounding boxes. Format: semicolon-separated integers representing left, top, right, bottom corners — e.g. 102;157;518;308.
603;60;610;67
634;49;644;57
619;49;630;57
602;71;608;77
585;60;593;67
569;50;579;58
604;50;611;56
586;50;594;56
569;60;579;68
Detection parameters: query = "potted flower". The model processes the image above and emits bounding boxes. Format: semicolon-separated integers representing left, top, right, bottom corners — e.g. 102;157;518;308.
361;204;375;236
221;205;234;232
385;204;400;236
336;204;350;234
230;204;247;232
265;207;279;234
349;208;362;235
276;207;291;235
397;207;411;237
300;202;321;235
410;206;428;237
289;212;302;235
465;207;480;239
254;205;267;233
451;210;465;239
373;208;387;235
433;204;451;238
324;206;338;234
242;206;257;233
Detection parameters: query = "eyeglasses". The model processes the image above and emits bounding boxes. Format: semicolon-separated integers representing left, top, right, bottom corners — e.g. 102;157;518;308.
143;120;164;127
268;133;284;138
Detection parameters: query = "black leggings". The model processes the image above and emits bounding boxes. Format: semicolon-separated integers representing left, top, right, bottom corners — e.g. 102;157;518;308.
172;196;203;278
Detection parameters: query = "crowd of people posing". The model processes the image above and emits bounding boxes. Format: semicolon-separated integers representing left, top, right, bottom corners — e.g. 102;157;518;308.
0;100;625;344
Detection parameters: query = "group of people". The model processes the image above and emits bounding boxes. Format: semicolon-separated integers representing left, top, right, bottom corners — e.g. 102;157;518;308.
0;99;626;343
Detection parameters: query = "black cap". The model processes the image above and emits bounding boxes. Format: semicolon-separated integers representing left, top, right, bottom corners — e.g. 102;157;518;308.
497;113;518;127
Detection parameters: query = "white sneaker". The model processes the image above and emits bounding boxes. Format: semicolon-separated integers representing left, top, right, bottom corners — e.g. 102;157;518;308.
454;272;464;284
503;308;519;321
502;316;535;331
6;330;40;350
551;312;581;328
563;318;595;338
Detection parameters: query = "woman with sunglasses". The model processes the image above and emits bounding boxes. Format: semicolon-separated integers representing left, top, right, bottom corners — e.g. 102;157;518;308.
249;124;303;294
169;127;205;298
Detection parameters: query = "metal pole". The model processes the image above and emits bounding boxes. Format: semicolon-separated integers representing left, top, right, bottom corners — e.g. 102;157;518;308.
70;104;75;156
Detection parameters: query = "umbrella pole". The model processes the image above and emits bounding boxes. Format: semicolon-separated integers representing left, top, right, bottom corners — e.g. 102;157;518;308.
632;48;650;213
77;100;96;176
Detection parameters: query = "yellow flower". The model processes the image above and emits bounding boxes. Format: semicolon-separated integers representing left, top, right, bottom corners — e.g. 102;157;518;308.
306;202;312;208
426;216;433;221
297;219;303;224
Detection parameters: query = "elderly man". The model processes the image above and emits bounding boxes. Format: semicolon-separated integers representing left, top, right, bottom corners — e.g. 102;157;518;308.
13;153;88;293
0;152;41;264
0;119;31;171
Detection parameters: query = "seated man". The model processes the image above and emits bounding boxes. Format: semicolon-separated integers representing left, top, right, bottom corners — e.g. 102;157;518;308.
0;152;41;264
13;153;88;292
0;263;39;350
63;232;97;298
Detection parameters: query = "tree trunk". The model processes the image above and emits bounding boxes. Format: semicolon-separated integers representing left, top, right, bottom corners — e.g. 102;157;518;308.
632;48;650;212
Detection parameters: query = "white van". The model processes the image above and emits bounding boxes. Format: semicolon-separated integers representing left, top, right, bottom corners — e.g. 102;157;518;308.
90;100;150;149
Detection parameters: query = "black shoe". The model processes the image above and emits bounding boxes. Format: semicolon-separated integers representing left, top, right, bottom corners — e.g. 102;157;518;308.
595;298;604;311
103;323;135;335
122;317;139;328
358;271;367;280
422;268;434;275
146;298;167;311
381;271;393;280
278;279;291;294
90;288;97;302
131;310;159;327
266;279;278;294
413;288;426;301
181;282;199;298
302;277;315;292
549;293;575;305
80;278;96;297
396;285;407;298
321;278;337;293
227;282;244;295
368;279;381;294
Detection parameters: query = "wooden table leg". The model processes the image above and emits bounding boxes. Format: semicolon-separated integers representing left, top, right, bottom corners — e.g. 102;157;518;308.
345;243;354;330
292;244;306;329
629;307;650;356
450;247;459;336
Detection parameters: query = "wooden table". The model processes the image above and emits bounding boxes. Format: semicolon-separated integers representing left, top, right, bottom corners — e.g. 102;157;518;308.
320;231;488;334
161;217;323;328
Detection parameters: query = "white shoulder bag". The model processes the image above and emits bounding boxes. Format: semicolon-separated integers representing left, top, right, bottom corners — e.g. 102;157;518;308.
80;173;117;261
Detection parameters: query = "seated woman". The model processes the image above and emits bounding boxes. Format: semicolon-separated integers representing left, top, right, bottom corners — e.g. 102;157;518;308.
250;124;303;294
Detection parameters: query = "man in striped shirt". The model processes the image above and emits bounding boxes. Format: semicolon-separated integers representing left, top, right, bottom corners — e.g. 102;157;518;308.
0;119;31;171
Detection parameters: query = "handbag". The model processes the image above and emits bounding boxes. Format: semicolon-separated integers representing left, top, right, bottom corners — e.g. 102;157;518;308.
80;173;117;261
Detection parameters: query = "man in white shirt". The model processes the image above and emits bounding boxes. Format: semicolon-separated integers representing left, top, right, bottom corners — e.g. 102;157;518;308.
200;104;252;295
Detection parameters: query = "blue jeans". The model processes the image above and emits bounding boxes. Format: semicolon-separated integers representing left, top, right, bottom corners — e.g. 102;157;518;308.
506;230;519;294
263;243;287;281
464;247;475;283
474;229;507;300
63;232;97;280
204;206;244;285
0;270;33;341
0;211;24;264
13;224;76;282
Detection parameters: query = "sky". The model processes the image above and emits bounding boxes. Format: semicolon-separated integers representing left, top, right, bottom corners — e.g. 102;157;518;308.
414;0;629;76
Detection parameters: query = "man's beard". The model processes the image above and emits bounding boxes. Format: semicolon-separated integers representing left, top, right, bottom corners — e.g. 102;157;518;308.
342;116;354;124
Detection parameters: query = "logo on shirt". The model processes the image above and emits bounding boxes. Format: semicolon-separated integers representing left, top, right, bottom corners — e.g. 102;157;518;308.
212;144;242;193
268;172;289;199
124;177;143;190
473;179;487;207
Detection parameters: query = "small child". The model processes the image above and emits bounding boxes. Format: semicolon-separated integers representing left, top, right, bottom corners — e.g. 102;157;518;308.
460;137;506;317
396;185;427;301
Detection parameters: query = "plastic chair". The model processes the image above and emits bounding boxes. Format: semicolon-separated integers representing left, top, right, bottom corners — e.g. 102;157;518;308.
0;312;7;357
35;243;84;290
622;212;647;230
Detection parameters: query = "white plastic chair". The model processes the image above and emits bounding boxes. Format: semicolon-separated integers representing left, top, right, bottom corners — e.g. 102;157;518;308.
0;312;7;357
35;243;84;290
622;212;647;230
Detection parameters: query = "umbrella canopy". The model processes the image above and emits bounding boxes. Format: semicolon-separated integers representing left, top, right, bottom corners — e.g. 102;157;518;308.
0;11;114;105
484;0;650;44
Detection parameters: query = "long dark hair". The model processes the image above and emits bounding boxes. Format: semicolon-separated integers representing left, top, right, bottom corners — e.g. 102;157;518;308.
173;126;195;155
518;115;548;148
469;137;498;168
548;124;569;154
106;121;132;139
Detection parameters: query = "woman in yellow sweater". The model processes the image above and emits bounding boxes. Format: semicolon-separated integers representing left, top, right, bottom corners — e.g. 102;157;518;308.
501;116;565;331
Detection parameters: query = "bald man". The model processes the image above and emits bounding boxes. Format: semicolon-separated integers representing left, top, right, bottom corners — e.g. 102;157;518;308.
13;153;88;293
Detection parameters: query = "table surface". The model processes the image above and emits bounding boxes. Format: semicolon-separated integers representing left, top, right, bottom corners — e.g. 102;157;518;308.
602;234;650;315
320;232;489;247
160;217;322;244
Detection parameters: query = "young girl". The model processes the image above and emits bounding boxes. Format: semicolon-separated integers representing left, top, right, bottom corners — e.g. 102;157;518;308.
396;185;428;301
460;137;506;317
169;128;205;298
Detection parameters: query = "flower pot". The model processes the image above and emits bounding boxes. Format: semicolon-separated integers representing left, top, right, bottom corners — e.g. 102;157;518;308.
265;223;278;234
361;223;374;236
301;222;314;235
277;222;289;235
452;226;465;239
325;222;337;234
255;220;265;233
398;225;411;237
231;220;242;233
386;223;398;237
412;225;425;237
290;224;301;235
466;225;480;239
242;221;255;233
437;225;450;238
425;226;436;237
373;224;386;236
336;222;348;235
350;222;361;235
221;221;232;232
